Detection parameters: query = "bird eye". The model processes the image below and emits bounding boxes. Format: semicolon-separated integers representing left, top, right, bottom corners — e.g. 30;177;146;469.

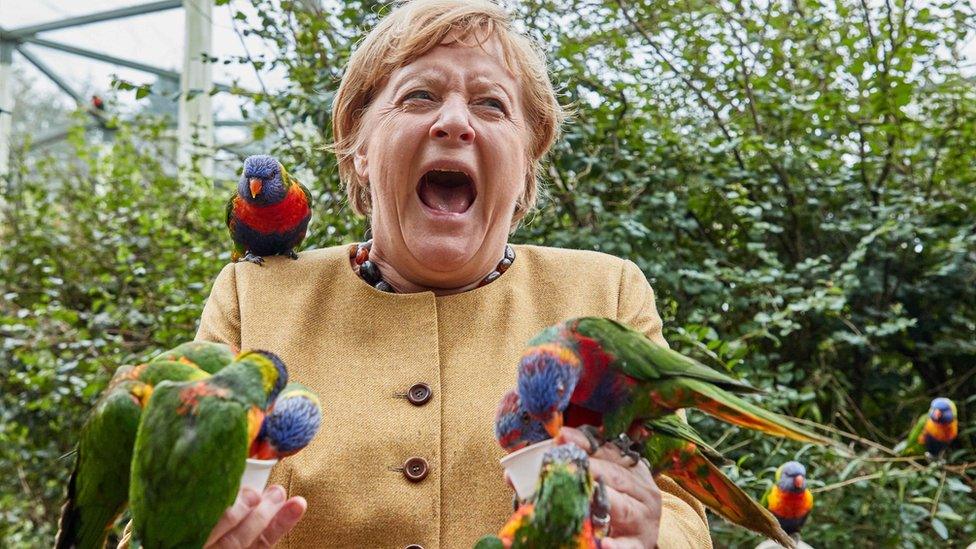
520;411;530;423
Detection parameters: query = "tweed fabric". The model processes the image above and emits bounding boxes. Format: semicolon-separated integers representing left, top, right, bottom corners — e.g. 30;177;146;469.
154;244;711;548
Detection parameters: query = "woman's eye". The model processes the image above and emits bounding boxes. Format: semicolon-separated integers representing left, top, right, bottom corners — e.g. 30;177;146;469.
481;98;506;111
404;90;434;101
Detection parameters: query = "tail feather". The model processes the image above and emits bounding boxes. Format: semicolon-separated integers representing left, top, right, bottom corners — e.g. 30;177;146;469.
682;379;833;445
667;452;796;549
55;456;123;549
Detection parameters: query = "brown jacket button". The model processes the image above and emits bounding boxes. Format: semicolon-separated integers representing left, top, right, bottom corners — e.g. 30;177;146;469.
407;383;432;406
403;457;429;482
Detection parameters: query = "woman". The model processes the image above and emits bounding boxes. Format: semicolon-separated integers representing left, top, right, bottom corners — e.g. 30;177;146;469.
198;0;711;547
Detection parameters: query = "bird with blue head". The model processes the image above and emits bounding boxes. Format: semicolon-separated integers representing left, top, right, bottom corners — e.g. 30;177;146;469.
899;396;958;459
762;461;813;538
494;389;550;453
227;154;312;265
251;382;323;460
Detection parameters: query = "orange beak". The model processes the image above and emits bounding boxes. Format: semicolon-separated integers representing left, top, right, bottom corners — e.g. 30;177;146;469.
543;411;564;438
932;409;942;421
249;177;263;198
794;475;805;489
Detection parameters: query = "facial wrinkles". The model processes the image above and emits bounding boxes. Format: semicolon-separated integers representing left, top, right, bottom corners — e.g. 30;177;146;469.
354;37;529;291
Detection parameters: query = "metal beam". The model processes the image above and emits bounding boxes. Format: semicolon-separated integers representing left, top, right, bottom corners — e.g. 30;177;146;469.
15;45;83;104
0;42;13;176
178;0;214;178
1;1;182;40
24;37;180;82
21;37;236;93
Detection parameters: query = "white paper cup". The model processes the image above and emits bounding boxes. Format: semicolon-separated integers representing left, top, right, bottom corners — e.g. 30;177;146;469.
499;439;556;500
240;458;278;492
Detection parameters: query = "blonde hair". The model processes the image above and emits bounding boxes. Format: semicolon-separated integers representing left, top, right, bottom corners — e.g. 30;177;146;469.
328;0;570;224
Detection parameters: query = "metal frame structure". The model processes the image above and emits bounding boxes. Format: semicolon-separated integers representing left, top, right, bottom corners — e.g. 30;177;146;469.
0;0;244;177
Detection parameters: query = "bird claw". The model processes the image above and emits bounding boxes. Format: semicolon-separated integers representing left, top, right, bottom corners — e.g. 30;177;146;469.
591;477;611;538
242;252;265;265
611;433;642;466
285;249;299;260
579;425;604;455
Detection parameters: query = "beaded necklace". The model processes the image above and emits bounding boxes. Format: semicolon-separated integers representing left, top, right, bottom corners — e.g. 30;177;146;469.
349;239;516;293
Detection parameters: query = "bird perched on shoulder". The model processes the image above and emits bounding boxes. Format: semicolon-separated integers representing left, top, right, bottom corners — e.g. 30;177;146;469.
226;154;311;265
128;350;288;548
762;461;813;540
55;359;212;549
250;382;322;460
898;397;958;459
516;317;832;456
474;444;606;549
150;341;237;374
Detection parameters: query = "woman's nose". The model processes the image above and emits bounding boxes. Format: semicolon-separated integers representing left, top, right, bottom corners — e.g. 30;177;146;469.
429;96;475;144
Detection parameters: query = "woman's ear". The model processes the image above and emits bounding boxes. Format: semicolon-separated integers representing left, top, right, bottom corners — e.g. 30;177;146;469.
353;145;369;183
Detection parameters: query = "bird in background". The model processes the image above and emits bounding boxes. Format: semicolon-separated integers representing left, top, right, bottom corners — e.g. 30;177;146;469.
54;355;214;549
128;350;288;548
227;154;312;265
494;390;795;548
250;382;323;460
897;397;958;459
762;461;813;541
474;444;607;549
516;317;832;461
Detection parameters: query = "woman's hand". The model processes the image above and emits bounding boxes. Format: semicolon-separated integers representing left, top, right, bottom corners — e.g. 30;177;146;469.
204;485;307;549
557;427;661;549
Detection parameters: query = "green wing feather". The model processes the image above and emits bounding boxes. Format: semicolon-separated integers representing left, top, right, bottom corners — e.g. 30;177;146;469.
473;535;505;549
898;414;928;456
56;380;145;549
676;378;832;444
658;447;795;549
129;381;250;548
151;341;236;374
576;317;760;393
135;360;209;386
644;414;727;463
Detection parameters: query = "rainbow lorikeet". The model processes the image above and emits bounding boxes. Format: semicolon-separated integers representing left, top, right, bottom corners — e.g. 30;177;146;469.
250;382;322;460
761;461;813;538
474;444;607;549
494;389;550;453
150;341;237;374
493;391;795;548
55;360;212;549
641;415;794;548
128;350;288;548
897;397;958;458
226;155;312;265
516;317;831;453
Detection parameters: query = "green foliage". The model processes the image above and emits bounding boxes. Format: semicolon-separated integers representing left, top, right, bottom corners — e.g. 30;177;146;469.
3;0;975;546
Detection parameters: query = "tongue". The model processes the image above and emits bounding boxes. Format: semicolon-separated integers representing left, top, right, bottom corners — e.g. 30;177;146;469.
418;176;473;213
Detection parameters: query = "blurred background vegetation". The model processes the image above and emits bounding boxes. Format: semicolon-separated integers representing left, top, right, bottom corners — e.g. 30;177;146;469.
2;0;974;546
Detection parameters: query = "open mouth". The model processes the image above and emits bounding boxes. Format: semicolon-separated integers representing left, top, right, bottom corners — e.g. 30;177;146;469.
416;170;476;214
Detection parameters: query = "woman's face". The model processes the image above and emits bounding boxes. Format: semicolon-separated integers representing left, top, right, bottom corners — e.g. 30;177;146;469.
353;33;528;287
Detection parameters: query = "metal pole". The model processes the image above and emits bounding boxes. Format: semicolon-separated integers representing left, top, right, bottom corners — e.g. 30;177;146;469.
22;36;236;93
0;42;13;177
177;0;214;178
0;1;182;40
